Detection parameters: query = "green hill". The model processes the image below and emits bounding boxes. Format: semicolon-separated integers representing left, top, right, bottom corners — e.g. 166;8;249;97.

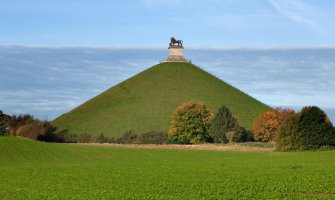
0;137;79;166
52;62;270;136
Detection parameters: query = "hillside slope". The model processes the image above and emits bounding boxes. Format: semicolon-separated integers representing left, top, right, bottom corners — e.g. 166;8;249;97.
52;62;270;136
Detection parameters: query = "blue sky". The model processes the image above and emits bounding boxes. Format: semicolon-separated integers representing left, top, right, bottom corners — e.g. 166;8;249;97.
1;0;335;47
0;1;334;123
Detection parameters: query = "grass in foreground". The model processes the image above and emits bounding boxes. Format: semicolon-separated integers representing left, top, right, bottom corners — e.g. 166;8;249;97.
1;136;335;199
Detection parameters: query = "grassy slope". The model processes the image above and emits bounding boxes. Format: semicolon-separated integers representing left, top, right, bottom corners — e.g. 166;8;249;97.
1;137;335;199
52;62;270;136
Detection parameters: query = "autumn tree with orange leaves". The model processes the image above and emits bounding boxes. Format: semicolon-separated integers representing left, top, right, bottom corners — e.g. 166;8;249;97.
252;108;295;142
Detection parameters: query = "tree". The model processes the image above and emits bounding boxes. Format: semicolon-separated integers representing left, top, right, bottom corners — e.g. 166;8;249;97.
8;114;35;136
0;111;11;135
209;105;244;143
275;114;300;151
7;114;56;140
275;106;335;151
297;106;335;149
252;108;295;142
168;101;212;144
225;131;236;144
15;120;45;140
252;111;278;142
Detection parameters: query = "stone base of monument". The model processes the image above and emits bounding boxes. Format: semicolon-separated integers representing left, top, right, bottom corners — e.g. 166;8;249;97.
166;46;188;62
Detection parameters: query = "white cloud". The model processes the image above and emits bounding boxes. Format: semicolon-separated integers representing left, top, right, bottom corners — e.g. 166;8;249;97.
267;0;327;35
1;46;335;122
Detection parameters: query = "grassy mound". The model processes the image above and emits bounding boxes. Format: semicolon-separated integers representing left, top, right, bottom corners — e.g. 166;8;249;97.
0;136;83;165
52;62;270;136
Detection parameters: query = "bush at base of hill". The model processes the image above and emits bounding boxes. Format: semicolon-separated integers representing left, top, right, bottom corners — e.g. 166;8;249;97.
96;133;112;143
209;105;244;143
239;130;254;142
139;131;167;144
298;106;335;149
168;101;212;144
7;114;67;140
113;130;167;144
37;129;168;144
275;106;335;151
275;114;300;151
252;108;295;142
114;130;139;144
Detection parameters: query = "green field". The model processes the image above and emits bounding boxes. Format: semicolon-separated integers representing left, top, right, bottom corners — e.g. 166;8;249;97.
1;137;335;199
52;62;270;136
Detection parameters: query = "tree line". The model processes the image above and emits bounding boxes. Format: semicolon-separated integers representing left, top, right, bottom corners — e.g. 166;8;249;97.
167;101;335;151
0;111;167;144
1;102;335;151
167;101;249;144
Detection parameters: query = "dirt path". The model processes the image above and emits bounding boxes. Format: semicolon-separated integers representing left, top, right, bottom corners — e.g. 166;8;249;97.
74;143;274;152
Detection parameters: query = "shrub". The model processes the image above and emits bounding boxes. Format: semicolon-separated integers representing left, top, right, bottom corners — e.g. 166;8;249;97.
60;132;79;143
275;106;335;151
39;131;109;143
76;134;94;143
115;130;139;144
39;129;164;144
252;108;295;142
275;114;300;151
168;101;212;144
139;131;167;144
38;128;70;143
240;130;254;142
209;105;244;143
96;133;111;143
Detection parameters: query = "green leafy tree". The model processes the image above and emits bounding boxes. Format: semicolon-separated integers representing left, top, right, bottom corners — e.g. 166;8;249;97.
275;106;335;151
168;101;212;144
298;106;335;149
209;105;244;143
275;114;300;151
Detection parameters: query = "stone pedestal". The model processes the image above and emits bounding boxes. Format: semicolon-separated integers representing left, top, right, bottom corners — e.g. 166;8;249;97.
167;46;187;62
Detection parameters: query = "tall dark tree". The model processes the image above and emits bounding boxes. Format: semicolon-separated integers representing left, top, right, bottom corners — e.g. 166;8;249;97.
298;106;335;149
276;106;335;151
209;106;244;143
